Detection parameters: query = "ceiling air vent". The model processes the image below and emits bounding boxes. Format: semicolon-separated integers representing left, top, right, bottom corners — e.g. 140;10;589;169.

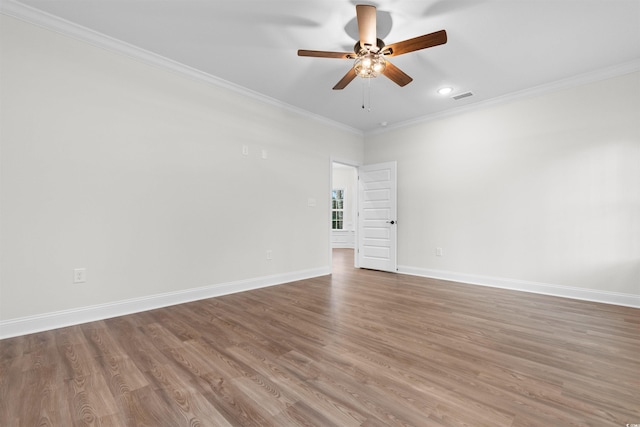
452;91;473;100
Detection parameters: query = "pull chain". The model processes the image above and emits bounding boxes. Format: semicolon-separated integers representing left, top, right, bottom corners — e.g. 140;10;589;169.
361;78;373;112
368;77;372;112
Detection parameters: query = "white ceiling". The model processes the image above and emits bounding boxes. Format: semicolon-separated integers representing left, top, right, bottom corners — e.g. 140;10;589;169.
7;0;640;133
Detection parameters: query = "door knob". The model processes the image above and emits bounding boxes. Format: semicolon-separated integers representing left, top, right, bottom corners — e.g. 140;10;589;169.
386;220;396;225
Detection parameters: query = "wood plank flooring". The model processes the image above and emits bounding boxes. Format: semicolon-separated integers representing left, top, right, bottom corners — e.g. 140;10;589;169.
1;249;639;426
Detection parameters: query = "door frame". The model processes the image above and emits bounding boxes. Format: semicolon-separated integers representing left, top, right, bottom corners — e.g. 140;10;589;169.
330;158;361;270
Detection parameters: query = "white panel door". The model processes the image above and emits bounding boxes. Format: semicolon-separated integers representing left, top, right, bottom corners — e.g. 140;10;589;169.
358;161;397;272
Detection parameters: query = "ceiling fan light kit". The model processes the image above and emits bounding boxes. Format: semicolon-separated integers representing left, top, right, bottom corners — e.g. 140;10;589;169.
298;4;447;90
353;38;387;78
354;53;386;78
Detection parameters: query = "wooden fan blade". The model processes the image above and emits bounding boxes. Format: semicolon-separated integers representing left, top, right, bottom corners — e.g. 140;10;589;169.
298;50;354;59
333;68;357;90
384;29;447;57
382;61;413;87
356;4;377;50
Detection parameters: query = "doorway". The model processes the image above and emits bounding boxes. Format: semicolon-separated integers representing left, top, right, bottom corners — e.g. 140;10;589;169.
331;161;358;271
330;160;397;273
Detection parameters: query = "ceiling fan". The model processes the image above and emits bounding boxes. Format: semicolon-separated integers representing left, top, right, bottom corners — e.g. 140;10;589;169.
298;4;447;90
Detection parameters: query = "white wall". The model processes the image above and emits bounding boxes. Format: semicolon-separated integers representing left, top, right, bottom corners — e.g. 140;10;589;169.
1;14;637;336
365;72;640;299
0;15;364;327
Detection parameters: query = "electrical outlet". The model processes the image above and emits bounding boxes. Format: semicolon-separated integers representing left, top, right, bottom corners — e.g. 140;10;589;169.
266;250;273;260
73;268;86;283
436;247;443;257
242;145;249;155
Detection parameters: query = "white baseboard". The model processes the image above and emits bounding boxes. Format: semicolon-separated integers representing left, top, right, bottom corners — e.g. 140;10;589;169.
0;267;330;339
398;266;640;309
3;265;636;339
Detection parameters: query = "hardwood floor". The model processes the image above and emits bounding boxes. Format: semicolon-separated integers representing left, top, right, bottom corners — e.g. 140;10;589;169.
1;249;639;426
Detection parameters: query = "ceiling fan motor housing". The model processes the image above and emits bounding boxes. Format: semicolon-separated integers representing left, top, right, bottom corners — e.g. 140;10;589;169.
354;38;386;54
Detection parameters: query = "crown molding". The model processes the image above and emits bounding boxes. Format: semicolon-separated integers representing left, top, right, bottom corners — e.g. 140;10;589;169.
0;0;363;136
366;58;640;136
3;0;635;139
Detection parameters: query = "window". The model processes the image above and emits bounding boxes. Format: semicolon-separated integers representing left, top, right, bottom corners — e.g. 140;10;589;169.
332;189;345;230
